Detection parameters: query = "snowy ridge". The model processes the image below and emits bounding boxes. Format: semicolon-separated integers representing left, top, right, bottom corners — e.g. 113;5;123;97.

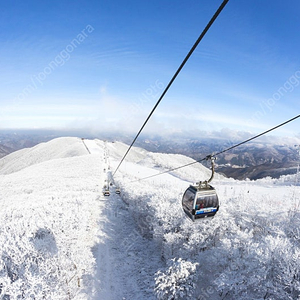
0;137;88;175
1;137;300;299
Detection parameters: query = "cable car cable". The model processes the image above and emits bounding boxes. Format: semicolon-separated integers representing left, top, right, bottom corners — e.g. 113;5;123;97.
112;0;230;177
128;114;300;183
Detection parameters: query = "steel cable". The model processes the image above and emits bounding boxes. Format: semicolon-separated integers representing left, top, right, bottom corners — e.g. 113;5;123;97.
113;0;230;177
128;114;300;183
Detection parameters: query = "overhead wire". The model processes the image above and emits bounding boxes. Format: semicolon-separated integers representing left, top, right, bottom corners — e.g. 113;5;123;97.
112;0;230;177
128;114;300;183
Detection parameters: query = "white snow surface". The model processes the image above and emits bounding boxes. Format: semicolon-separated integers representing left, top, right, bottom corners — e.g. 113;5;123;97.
0;137;300;299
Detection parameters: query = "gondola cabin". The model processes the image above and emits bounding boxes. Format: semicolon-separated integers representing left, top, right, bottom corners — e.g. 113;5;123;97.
182;184;219;221
103;186;110;196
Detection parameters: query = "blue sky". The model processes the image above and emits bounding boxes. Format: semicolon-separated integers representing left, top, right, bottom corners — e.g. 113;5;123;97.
1;0;300;138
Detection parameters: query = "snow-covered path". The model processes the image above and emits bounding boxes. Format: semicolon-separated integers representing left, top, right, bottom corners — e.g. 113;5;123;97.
92;192;161;300
84;139;161;299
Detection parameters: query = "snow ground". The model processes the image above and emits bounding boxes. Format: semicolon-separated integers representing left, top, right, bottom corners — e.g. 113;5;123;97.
0;137;300;299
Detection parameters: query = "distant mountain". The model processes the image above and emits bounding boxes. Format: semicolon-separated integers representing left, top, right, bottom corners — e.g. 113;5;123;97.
135;137;300;180
0;129;61;154
0;129;96;158
1;129;299;180
215;143;299;180
0;143;12;159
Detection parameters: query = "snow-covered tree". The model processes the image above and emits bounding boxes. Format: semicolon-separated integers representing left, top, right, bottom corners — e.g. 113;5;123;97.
155;258;198;300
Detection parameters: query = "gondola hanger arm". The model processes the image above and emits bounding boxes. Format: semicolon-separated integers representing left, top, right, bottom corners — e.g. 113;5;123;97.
197;155;216;189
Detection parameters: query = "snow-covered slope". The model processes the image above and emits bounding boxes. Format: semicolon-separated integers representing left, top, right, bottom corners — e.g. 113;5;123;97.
0;137;88;175
1;137;300;299
0;139;104;298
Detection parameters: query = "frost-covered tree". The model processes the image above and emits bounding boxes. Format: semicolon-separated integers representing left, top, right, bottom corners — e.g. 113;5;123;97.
155;258;198;300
